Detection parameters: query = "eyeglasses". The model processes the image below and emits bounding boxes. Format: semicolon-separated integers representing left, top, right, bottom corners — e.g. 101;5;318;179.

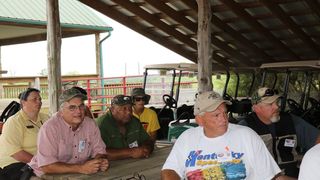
66;104;85;112
134;97;146;102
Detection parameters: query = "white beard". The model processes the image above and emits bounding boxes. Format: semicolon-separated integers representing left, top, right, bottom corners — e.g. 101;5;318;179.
270;114;280;123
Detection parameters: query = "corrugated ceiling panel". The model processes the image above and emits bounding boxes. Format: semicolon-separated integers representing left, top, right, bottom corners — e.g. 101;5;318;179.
0;0;111;30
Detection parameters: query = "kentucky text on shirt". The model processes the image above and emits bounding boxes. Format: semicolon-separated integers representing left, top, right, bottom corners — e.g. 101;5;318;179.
185;150;244;167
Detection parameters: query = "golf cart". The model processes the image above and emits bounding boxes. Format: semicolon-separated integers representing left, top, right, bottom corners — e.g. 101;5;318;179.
142;63;258;140
260;60;320;127
143;63;199;140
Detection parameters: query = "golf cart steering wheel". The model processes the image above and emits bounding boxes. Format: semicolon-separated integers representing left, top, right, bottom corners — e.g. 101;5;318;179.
163;94;177;108
287;99;301;111
309;97;320;109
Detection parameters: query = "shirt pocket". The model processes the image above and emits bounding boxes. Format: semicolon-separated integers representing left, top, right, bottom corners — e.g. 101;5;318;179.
58;140;72;161
82;140;93;159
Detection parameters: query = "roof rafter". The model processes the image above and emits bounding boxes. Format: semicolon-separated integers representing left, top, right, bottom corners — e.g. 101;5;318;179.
222;0;300;60
211;37;252;67
212;15;272;62
79;0;196;61
111;0;197;49
261;0;320;56
180;0;259;66
148;0;254;66
144;0;196;32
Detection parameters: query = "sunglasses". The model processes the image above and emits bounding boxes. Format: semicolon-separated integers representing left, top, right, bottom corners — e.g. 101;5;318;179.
252;88;279;104
261;89;278;97
134;97;146;102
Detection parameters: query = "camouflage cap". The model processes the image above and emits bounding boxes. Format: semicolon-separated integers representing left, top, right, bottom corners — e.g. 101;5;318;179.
251;87;280;104
111;95;132;106
194;91;231;116
59;88;87;106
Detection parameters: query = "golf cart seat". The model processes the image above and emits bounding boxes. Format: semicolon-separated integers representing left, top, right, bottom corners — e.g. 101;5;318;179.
177;104;195;120
150;107;174;140
229;99;252;115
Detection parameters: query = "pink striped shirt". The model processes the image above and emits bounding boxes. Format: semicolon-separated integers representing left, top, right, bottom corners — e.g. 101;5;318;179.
28;112;106;177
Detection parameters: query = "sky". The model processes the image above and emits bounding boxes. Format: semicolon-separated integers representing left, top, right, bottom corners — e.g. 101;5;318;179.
1;12;192;77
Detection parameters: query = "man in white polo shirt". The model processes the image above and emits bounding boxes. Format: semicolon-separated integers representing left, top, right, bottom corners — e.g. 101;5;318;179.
162;91;283;180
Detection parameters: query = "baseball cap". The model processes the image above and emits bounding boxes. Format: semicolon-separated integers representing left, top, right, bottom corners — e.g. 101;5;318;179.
251;87;280;104
111;95;132;106
59;88;87;106
194;91;231;116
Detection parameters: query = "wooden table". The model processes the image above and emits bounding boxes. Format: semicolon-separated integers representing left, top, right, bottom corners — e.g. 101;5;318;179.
34;144;172;180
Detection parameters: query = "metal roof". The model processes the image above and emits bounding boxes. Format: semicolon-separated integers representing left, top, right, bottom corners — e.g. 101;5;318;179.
79;0;320;68
0;0;113;46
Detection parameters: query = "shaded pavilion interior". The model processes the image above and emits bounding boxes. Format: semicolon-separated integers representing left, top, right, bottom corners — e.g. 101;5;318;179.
80;0;320;68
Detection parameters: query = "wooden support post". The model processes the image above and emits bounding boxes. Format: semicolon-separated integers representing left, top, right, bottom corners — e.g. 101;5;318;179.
95;33;101;77
196;0;213;93
0;46;2;77
47;0;62;114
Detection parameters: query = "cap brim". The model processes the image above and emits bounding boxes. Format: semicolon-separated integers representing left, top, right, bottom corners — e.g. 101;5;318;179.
203;100;232;113
66;94;87;102
261;95;279;104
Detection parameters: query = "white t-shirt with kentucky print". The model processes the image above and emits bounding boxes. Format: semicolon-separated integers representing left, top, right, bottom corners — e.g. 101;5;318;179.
162;124;280;180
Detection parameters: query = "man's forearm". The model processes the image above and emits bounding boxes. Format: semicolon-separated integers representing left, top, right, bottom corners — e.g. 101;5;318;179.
106;148;133;160
41;162;81;174
161;169;180;180
11;150;33;163
315;135;320;144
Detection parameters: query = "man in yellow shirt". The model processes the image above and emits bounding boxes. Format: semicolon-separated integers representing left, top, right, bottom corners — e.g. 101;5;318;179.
131;88;160;141
0;88;49;179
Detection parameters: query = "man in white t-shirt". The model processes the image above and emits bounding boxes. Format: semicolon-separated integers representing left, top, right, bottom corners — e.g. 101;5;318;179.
161;91;285;180
299;143;320;180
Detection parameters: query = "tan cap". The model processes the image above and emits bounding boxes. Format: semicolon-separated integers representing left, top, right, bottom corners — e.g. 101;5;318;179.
194;91;231;116
251;87;280;104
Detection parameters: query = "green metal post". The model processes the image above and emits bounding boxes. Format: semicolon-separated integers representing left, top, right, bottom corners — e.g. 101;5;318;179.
99;32;112;111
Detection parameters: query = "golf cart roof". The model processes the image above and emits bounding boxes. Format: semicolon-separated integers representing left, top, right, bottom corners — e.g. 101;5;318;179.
144;63;198;72
260;60;320;70
144;63;259;74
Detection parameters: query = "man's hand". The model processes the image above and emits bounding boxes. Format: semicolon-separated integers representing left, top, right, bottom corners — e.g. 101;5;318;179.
94;153;109;172
130;147;151;158
99;158;109;172
79;159;102;174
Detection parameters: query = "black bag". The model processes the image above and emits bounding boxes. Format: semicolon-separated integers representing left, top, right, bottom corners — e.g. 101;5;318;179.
0;101;21;123
20;165;34;180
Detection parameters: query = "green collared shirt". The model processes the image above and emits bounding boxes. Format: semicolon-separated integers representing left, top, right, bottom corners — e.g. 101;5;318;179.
96;111;150;149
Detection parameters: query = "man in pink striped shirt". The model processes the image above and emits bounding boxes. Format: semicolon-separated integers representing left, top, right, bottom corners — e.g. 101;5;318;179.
28;88;108;177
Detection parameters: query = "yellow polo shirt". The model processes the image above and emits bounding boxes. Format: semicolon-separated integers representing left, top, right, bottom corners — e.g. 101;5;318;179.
133;107;160;135
0;110;49;168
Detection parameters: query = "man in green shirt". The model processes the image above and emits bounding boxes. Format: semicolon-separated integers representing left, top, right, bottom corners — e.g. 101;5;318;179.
96;95;154;160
